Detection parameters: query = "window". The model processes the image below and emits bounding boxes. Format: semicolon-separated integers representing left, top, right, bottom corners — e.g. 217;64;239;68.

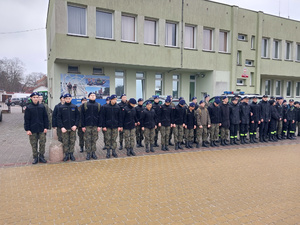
189;75;196;101
237;51;242;65
96;10;113;39
115;71;124;97
297;43;300;61
250;72;254;86
245;60;254;66
166;22;177;46
286;81;292;97
185;25;196;49
136;73;145;99
93;67;103;75
203;28;213;51
238;34;247;41
122;15;136;42
68;5;86;36
285;41;292;60
273;40;281;59
219;30;228;52
68;66;79;73
265;80;271;95
144;19;157;45
155;74;163;95
251;36;255;49
261;38;269;58
275;80;281;96
172;75;180;99
237;79;245;86
296;82;300;97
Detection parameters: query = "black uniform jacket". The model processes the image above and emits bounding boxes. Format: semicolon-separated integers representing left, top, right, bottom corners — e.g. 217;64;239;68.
239;102;251;124
136;105;144;123
102;102;122;128
81;100;101;127
229;102;240;125
52;102;62;127
284;105;296;121
121;104;138;130
250;101;261;122
57;102;80;129
259;100;271;121
185;109;196;129
140;108;157;129
275;102;283;119
270;105;280;121
159;104;173;126
118;101;127;110
173;104;186;125
208;103;221;124
152;102;161;124
220;103;230;129
24;102;49;133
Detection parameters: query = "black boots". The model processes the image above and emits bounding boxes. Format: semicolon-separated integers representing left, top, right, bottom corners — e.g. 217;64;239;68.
119;142;123;150
185;141;190;149
106;149;110;158
221;139;226;146
86;153;91;160
86;152;97;160
161;145;165;151
196;142;200;148
63;153;70;162
146;144;150;153
80;146;84;153
188;142;193;149
233;138;240;145
91;152;97;159
175;143;179;150
178;142;184;150
130;148;136;156
32;157;39;164
127;148;131;156
69;153;76;161
112;149;118;158
150;144;155;152
230;138;234;145
202;141;208;147
154;140;159;147
39;154;47;163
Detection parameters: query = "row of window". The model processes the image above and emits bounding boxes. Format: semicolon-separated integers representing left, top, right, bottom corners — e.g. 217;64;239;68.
264;80;300;97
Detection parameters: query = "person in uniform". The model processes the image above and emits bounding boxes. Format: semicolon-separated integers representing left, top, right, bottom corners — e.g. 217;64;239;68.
168;95;176;146
295;101;300;136
204;95;210;109
285;99;297;139
220;96;230;146
102;97;110;150
282;99;288;139
239;96;251;144
249;96;260;143
135;98;145;148
24;92;49;164
57;94;80;161
229;97;240;145
159;97;174;151
152;95;161;147
191;97;199;110
102;94;122;158
81;92;102;160
208;98;222;147
173;99;186;150
185;103;196;149
275;97;284;140
118;94;127;150
38;93;52;130
259;95;271;142
52;95;65;142
141;101;157;153
195;100;211;148
77;97;87;152
269;100;280;142
122;98;138;156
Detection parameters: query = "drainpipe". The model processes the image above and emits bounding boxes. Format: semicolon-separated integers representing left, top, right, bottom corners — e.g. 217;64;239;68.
181;0;184;68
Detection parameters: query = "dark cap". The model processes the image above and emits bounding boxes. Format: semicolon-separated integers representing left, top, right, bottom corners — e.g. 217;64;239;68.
129;98;137;104
110;94;117;99
30;92;39;97
64;93;72;98
81;97;87;102
189;102;195;107
262;95;268;98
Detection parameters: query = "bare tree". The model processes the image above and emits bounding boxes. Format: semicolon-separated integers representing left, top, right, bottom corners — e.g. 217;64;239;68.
22;72;45;90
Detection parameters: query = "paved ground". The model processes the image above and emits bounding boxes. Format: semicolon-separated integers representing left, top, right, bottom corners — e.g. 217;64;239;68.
0;106;300;224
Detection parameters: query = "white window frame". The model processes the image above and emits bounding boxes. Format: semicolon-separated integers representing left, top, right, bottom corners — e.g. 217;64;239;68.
261;38;269;58
285;41;292;60
245;59;254;67
273;39;281;59
96;10;114;39
115;71;125;97
144;18;158;45
155;74;163;95
219;30;229;53
121;14;136;42
238;34;247;41
286;81;292;97
172;75;180;99
251;36;255;49
265;80;271;95
296;82;300;97
184;25;196;49
67;4;87;36
203;28;214;51
237;79;245;86
136;72;145;99
165;22;178;47
275;80;281;96
237;51;242;65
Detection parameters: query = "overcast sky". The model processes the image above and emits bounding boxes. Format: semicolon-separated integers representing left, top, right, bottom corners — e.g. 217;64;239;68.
0;0;299;76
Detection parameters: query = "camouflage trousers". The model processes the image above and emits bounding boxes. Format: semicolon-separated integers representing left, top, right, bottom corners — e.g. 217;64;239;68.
57;128;63;142
210;124;220;141
62;130;76;153
84;126;99;153
135;125;144;142
185;129;194;142
220;127;229;140
29;132;46;158
102;129;108;148
154;126;160;141
277;120;283;136
160;126;171;146
124;128;136;149
196;126;208;143
144;128;155;145
77;127;84;147
119;130;124;143
106;128;118;150
174;125;184;143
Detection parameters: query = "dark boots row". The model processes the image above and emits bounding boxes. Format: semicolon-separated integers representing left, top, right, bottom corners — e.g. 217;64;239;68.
63;152;76;161
32;154;47;164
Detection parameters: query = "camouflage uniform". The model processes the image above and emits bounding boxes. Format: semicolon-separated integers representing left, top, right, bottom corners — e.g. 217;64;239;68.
135;125;144;143
174;125;184;143
195;106;211;144
124;128;136;149
144;128;155;145
106;128;119;150
84;126;99;153
29;133;47;158
160;126;171;146
62;130;76;153
185;129;194;142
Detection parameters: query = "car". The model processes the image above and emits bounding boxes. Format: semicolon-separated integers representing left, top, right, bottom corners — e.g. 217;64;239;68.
0;105;2;122
142;96;185;107
9;98;22;106
209;91;263;104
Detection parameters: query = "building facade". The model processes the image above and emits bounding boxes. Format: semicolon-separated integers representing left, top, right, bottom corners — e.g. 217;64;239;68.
46;0;300;108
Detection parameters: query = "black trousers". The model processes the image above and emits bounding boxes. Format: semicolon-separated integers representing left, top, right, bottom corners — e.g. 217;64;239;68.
287;121;296;134
249;122;258;136
259;121;269;138
269;119;277;134
230;124;239;138
240;124;249;136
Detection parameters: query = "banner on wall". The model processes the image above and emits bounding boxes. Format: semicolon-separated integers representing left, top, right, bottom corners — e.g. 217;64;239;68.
60;74;110;106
